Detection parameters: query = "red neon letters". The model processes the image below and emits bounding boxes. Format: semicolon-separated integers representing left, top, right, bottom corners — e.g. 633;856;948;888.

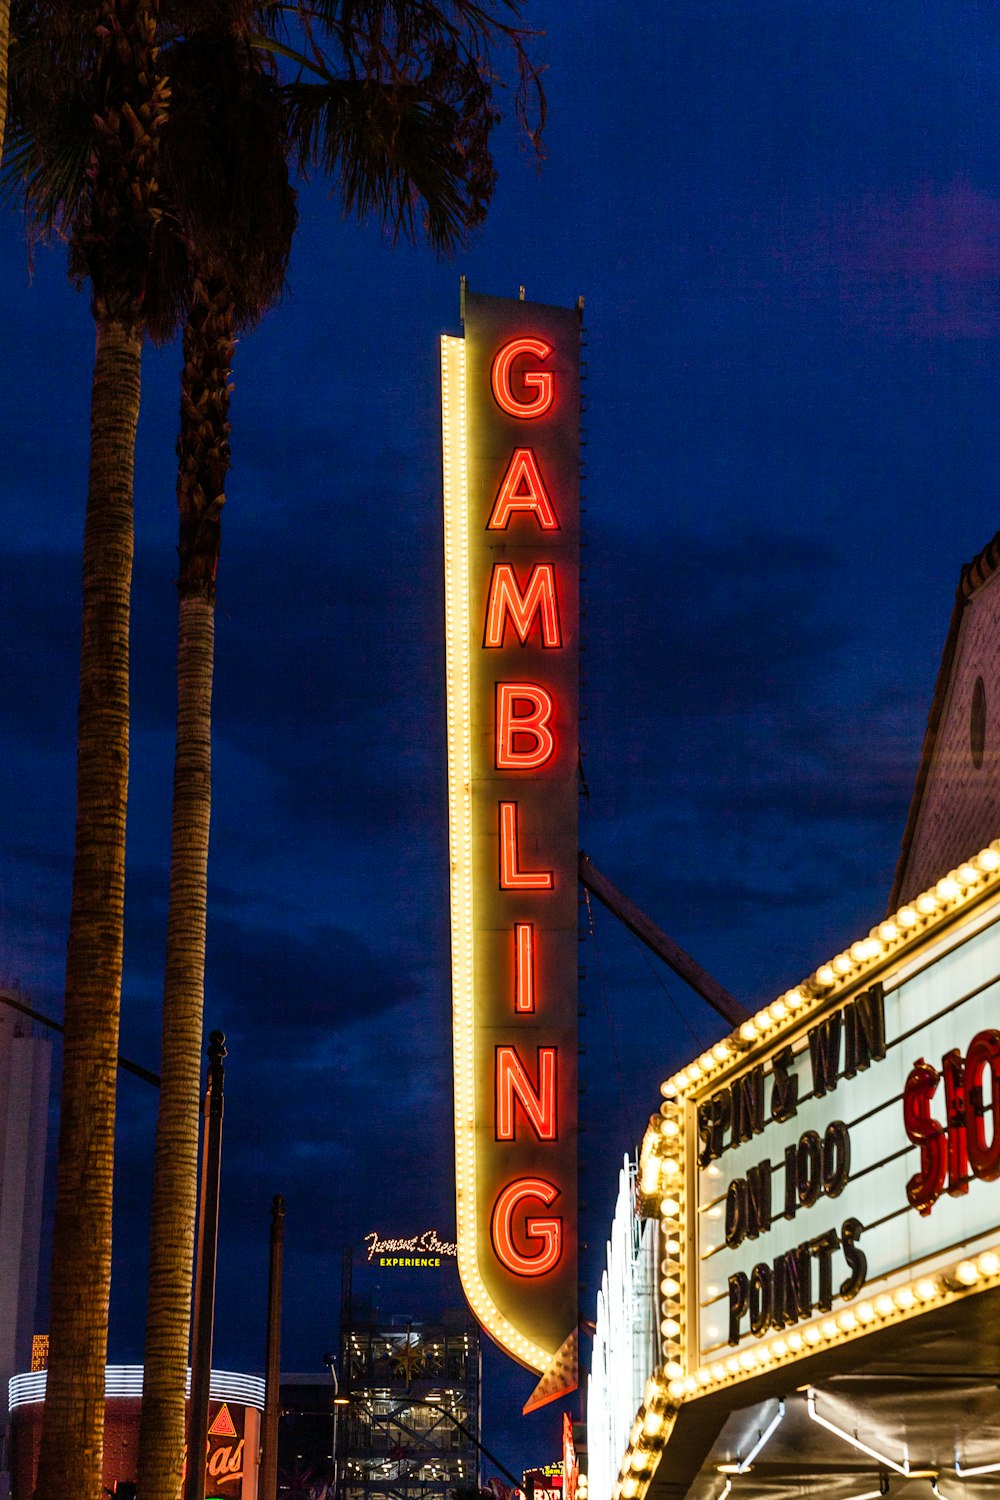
514;923;535;1013
487;449;560;531
491;337;555;419
487;329;568;1289
496;684;555;770
499;802;553;890
484;564;562;649
903;1028;1000;1214
491;1178;563;1277
495;1046;558;1140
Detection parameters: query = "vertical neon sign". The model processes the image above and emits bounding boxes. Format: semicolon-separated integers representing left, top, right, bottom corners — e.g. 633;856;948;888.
442;288;580;1410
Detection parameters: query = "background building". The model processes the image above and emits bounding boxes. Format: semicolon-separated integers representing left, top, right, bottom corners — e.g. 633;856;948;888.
0;1006;50;1500
336;1291;482;1500
8;1366;263;1500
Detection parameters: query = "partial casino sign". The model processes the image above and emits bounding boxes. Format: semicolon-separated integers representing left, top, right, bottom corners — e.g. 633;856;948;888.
441;287;580;1410
611;839;1000;1500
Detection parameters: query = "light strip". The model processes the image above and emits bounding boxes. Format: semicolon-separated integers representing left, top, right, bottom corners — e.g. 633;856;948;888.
9;1366;264;1410
441;332;548;1374
737;1400;784;1472
955;1457;1000;1476
660;842;1000;1100
806;1389;909;1475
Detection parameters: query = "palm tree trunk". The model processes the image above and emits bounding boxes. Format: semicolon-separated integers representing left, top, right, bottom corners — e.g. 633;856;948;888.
0;0;9;168
34;315;141;1500
137;271;233;1500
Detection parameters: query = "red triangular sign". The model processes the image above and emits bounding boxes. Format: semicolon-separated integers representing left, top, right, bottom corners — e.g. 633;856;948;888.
208;1402;238;1438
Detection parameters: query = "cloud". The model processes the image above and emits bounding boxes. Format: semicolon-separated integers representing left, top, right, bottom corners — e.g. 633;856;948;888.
768;180;1000;338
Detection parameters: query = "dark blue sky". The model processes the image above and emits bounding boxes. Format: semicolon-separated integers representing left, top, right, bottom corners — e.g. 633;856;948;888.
5;0;1000;1476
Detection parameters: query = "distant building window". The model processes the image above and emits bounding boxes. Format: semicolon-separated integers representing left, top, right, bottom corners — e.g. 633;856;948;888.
971;675;987;769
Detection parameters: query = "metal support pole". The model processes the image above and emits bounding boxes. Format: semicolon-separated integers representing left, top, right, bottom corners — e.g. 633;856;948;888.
259;1195;285;1500
578;852;748;1025
185;1030;227;1500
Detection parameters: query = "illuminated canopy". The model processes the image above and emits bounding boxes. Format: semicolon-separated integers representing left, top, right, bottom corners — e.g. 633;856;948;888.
611;839;1000;1500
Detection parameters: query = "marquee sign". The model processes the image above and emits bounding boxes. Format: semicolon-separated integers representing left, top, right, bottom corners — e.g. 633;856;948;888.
612;841;1000;1500
441;288;580;1409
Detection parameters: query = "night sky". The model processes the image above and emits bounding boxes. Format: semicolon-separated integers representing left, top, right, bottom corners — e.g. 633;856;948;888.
4;0;1000;1478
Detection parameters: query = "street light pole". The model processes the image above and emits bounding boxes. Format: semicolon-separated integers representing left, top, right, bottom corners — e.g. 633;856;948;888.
324;1352;342;1500
185;1030;227;1500
260;1195;285;1500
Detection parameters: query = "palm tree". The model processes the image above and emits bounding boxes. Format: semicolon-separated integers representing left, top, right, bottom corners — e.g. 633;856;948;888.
1;0;10;163
8;2;541;1494
5;5;184;1497
135;22;296;1500
136;6;543;1496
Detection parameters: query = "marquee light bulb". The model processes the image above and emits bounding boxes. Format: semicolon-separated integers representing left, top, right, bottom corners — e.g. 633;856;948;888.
660;1197;680;1218
739;1020;758;1043
660;1318;681;1338
977;849;1000;871
956;1260;980;1286
816;965;835;986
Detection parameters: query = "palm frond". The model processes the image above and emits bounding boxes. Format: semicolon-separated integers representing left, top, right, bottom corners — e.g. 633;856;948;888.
286;72;487;251
158;29;296;328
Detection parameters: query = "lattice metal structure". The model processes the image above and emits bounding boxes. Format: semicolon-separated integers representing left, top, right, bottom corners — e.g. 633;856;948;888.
336;1297;482;1500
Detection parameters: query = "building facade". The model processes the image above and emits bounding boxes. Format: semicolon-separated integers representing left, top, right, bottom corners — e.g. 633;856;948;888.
8;1366;263;1500
588;528;1000;1498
